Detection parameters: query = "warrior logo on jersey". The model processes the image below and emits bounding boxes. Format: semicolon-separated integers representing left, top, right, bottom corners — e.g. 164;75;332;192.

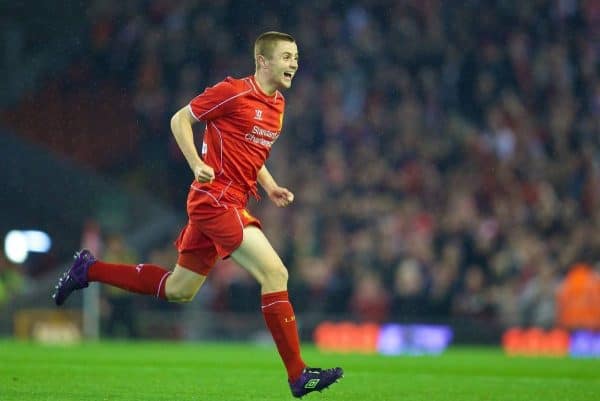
254;109;263;121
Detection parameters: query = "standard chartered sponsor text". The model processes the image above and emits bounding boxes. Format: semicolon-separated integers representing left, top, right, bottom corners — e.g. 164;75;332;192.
245;125;280;147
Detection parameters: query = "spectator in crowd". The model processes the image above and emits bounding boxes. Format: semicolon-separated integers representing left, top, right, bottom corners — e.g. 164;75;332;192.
0;251;26;307
101;233;140;337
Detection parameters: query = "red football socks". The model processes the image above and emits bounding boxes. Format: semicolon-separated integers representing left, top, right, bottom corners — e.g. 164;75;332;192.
87;261;170;299
261;291;306;381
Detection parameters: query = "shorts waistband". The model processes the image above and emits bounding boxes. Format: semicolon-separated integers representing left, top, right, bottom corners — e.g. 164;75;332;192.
191;179;255;202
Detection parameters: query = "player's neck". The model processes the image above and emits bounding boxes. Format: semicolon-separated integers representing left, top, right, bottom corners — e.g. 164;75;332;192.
254;73;277;96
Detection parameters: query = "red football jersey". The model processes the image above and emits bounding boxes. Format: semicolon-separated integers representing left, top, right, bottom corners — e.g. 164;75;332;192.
188;75;285;200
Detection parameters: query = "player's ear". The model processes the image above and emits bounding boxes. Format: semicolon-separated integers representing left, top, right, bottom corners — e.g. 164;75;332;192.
256;54;268;69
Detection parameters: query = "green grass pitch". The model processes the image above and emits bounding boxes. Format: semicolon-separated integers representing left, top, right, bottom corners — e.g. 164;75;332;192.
1;339;599;401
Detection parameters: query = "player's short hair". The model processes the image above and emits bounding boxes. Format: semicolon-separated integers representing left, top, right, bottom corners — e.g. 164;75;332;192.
254;31;295;67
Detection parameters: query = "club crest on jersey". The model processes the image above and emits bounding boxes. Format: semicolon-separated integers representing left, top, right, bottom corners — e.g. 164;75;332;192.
254;109;263;120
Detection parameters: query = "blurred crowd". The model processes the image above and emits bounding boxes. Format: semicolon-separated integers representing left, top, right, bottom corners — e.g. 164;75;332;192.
0;250;26;306
9;0;600;330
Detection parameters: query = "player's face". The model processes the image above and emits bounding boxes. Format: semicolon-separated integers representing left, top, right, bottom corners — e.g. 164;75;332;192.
267;41;299;90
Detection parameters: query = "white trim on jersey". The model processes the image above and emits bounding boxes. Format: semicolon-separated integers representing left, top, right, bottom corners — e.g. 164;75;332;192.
189;185;228;209
187;104;201;121
246;77;258;93
191;88;252;120
217;180;233;201
208;121;224;174
234;209;245;231
245;77;282;104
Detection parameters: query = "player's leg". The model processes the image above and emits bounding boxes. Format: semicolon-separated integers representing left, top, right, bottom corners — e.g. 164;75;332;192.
230;225;288;294
53;231;217;306
163;265;206;302
231;226;343;397
166;240;219;302
52;249;174;305
231;226;303;378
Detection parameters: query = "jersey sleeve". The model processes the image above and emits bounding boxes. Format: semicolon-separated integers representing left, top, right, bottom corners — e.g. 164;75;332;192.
188;78;241;121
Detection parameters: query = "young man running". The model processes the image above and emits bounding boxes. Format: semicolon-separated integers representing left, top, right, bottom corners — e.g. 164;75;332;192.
52;31;343;397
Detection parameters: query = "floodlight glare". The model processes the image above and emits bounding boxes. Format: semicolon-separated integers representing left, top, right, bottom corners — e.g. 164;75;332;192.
24;230;52;252
5;230;28;263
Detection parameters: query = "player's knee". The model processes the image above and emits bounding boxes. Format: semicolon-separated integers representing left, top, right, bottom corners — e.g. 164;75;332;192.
165;267;206;302
262;264;289;288
278;266;289;284
165;286;198;303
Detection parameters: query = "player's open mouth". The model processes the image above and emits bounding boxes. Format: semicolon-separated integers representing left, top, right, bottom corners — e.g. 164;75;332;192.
283;72;293;80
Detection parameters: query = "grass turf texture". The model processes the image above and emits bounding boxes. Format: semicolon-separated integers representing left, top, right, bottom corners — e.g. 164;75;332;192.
1;340;599;401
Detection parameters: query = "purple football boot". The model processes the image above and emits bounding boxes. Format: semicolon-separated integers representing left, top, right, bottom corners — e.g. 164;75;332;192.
289;367;344;398
52;249;96;306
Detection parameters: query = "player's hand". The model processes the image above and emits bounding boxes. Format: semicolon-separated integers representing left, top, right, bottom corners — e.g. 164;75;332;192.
193;163;215;183
268;187;294;207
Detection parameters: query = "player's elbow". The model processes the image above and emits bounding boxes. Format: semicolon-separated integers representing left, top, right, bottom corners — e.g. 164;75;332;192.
170;111;182;135
170;107;193;134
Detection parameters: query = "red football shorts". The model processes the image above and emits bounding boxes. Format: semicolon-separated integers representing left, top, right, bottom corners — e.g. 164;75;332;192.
174;182;261;276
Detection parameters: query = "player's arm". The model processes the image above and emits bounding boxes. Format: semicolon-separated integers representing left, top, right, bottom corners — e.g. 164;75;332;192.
258;164;294;207
170;106;215;183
